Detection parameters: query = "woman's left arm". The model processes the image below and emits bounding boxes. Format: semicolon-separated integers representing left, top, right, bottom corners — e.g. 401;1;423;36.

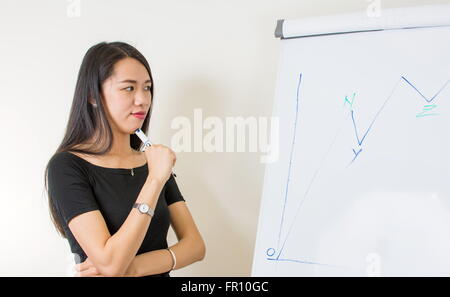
77;201;206;277
129;201;206;277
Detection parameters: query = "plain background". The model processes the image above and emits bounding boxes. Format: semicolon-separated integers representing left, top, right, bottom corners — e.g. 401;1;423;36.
0;0;447;276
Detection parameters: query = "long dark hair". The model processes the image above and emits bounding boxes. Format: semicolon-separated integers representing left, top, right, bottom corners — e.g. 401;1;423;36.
44;41;154;238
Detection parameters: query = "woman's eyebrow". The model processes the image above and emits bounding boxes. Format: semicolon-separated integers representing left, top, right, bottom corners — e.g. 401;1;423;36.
118;79;152;84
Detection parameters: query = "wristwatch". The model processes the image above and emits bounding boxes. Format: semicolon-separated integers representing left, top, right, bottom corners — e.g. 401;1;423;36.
133;203;154;217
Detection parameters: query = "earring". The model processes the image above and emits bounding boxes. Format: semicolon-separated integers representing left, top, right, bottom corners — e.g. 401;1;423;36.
92;103;97;108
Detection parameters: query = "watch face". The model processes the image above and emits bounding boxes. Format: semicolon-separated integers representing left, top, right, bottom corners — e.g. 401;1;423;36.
139;204;149;213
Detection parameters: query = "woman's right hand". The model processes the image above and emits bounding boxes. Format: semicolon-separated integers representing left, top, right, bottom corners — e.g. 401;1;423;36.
143;144;176;185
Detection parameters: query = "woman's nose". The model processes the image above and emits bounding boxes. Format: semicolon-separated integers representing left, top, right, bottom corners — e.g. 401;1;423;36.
134;89;151;105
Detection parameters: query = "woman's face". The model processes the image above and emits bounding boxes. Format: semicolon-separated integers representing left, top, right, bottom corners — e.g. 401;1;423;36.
100;57;152;134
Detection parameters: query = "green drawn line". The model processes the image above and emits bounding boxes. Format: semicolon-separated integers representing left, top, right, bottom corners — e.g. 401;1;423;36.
343;93;356;109
416;113;439;118
417;104;439;117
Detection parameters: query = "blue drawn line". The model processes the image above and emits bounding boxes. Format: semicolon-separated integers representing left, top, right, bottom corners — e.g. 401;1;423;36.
276;168;321;260
267;257;334;267
273;74;450;266
401;77;449;103
277;73;302;250
276;116;344;260
348;77;449;164
267;257;357;273
350;78;401;147
350;148;363;165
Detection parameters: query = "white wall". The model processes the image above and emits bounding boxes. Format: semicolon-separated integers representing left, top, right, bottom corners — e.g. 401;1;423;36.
0;0;447;276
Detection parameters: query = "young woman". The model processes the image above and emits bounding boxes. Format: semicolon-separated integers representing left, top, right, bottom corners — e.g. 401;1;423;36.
44;41;205;277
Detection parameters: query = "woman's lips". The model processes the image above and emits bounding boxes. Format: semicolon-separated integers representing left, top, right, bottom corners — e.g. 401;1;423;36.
132;113;146;119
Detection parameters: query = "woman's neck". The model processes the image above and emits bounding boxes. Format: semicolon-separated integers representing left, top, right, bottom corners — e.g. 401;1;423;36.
104;130;136;158
73;130;139;158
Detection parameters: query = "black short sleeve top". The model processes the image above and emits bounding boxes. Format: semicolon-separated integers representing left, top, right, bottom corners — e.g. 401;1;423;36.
47;151;185;276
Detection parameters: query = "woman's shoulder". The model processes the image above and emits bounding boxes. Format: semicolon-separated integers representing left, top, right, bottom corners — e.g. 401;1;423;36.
50;150;81;162
48;151;89;173
49;149;146;170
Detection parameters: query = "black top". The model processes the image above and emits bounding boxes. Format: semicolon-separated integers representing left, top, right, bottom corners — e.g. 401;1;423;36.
47;151;185;277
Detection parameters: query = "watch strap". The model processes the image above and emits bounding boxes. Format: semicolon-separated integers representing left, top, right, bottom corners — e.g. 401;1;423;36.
133;203;155;217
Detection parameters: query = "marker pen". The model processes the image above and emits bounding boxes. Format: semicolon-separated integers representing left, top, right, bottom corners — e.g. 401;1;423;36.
134;128;176;177
135;128;152;149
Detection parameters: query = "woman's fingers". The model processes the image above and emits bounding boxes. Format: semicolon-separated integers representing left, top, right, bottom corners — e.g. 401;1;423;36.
75;266;101;277
75;257;94;272
75;261;89;272
74;258;103;277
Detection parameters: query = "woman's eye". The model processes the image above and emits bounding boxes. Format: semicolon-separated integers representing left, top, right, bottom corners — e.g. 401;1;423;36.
124;86;151;92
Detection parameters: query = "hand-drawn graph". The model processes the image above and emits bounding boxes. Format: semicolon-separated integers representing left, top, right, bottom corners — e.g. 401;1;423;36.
252;9;450;276
253;23;450;276
266;73;450;270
